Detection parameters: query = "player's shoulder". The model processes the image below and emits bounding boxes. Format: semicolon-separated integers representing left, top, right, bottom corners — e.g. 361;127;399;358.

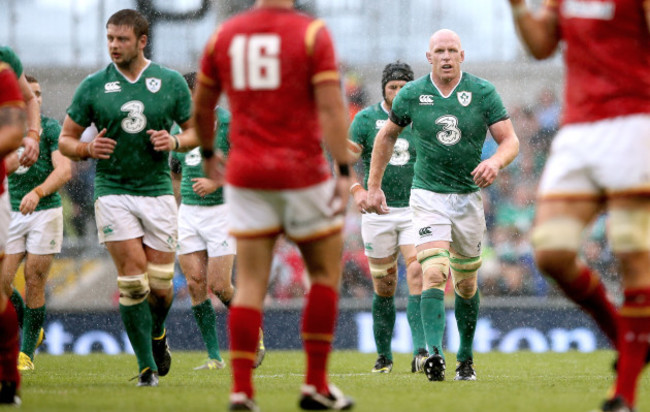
216;106;231;123
41;115;60;130
461;72;497;94
401;75;430;96
146;62;184;82
355;103;384;121
80;65;116;88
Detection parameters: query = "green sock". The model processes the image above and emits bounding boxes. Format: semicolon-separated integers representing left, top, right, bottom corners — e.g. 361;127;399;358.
150;294;173;339
455;290;480;362
120;301;156;372
21;305;46;359
191;299;222;361
407;294;426;356
421;288;446;359
372;293;395;360
10;288;25;329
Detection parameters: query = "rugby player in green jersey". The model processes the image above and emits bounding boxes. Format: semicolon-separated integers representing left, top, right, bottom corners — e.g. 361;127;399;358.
349;61;427;374
366;29;519;382
1;75;71;372
58;9;194;386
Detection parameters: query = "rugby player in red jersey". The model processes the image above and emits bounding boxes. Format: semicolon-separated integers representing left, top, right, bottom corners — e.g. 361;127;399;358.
193;0;354;410
508;1;650;410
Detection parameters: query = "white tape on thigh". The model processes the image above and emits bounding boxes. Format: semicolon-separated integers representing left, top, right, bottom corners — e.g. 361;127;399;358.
531;217;584;251
147;262;175;289
417;248;450;291
117;274;150;306
369;260;398;279
608;209;650;253
450;252;481;297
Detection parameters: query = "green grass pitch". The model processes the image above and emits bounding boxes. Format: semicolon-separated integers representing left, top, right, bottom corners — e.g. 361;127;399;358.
18;350;649;412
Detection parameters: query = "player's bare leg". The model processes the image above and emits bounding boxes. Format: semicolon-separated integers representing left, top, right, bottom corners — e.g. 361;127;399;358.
603;198;650;410
401;245;426;373
368;253;398;374
228;236;275;410
105;238;158;385
1;253;25;327
297;232;354;410
532;200;619;346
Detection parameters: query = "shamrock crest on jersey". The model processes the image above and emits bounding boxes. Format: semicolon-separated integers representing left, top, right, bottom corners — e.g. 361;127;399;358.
185;147;202;167
146;77;161;93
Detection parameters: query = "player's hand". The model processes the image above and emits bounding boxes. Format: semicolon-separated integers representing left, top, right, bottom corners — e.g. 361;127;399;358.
202;152;227;186
330;175;350;216
19;136;39;167
352;186;370;214
19;191;40;215
471;158;500;188
90;129;116;160
365;188;390;215
192;178;219;197
148;129;175;152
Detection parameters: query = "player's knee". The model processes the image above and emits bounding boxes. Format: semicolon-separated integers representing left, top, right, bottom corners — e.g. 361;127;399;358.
450;253;481;298
369;260;398;280
607;209;650;253
531;217;584;253
117;274;150;306
417;248;449;291
147;262;175;290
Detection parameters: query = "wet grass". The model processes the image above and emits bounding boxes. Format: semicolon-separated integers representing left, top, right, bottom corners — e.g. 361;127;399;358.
18;350;649;411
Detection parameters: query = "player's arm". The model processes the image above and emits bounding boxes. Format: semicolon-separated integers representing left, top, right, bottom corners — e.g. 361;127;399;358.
472;119;520;189
0;107;25;158
193;80;221;181
58;116;115;161
508;0;560;59
365;120;404;215
16;72;40;167
314;82;352;215
19;150;72;215
645;0;650;34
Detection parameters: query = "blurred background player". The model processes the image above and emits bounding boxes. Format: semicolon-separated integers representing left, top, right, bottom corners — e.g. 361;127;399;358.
0;62;28;406
193;0;354;409
365;29;519;383
508;1;650;410
348;61;427;374
58;9;194;386
1;74;71;372
155;71;264;371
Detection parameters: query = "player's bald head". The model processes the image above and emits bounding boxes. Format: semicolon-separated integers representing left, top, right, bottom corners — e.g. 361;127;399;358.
429;29;462;51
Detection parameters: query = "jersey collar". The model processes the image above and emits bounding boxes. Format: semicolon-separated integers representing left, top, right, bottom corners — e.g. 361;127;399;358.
112;59;152;84
429;71;464;99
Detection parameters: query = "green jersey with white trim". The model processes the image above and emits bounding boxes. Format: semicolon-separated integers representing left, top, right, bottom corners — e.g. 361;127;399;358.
171;107;230;206
349;102;416;207
66;62;192;199
390;72;508;194
8;115;62;212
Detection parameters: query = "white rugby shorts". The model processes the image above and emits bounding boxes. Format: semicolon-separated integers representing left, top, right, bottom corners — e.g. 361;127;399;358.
410;189;485;257
0;191;9;254
361;206;415;259
94;194;178;252
6;207;63;255
225;179;344;243
178;203;236;257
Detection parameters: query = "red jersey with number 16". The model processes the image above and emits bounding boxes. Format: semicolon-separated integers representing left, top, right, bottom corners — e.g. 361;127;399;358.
547;0;650;125
198;8;340;190
0;63;25;196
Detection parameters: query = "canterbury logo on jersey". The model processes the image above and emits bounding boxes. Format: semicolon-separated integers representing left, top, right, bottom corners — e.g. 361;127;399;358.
104;82;121;93
419;95;434;105
375;119;387;129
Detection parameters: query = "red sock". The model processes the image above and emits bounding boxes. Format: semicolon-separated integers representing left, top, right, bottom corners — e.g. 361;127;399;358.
614;288;650;407
554;266;618;347
229;306;262;398
0;300;20;387
302;283;338;394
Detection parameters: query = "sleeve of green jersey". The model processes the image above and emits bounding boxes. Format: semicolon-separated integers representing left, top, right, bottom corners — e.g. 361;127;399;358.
0;46;23;77
348;112;367;148
389;87;412;127
483;83;509;126
66;78;94;128
171;71;193;125
43;118;62;153
216;107;231;157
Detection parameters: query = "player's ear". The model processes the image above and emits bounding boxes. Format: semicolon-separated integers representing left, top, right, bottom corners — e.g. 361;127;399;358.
425;51;432;64
138;34;148;51
460;50;465;63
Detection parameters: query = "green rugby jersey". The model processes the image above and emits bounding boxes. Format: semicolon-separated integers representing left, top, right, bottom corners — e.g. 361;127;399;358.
0;46;23;77
171;107;230;207
67;62;192;199
9;116;62;212
349;102;416;207
390;72;508;194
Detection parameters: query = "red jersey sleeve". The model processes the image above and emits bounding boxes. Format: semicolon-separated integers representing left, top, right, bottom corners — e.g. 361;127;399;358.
0;63;24;109
198;28;223;93
306;20;339;86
